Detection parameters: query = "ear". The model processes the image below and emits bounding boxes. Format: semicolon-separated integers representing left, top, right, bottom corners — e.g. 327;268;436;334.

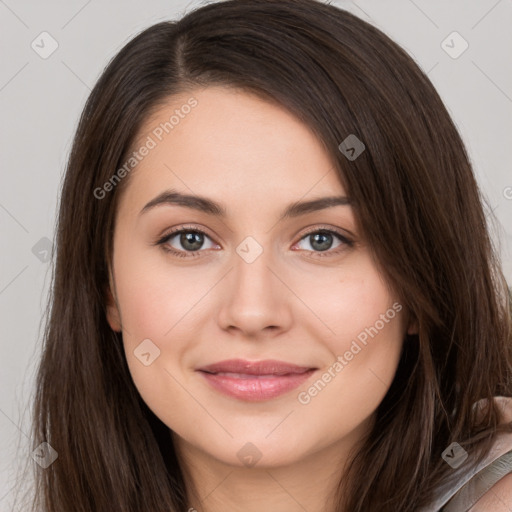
407;316;419;336
105;269;122;332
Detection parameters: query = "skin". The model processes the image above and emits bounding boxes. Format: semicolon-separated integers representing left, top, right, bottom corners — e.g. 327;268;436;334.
105;86;418;512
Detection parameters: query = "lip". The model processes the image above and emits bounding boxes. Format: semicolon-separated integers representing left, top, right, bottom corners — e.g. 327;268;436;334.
196;359;317;401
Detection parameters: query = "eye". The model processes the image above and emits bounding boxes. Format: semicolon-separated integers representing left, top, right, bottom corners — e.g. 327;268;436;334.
156;225;219;258
155;225;354;259
293;227;353;257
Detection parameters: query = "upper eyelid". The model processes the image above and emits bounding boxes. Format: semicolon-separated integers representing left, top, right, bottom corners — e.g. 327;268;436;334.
299;225;351;238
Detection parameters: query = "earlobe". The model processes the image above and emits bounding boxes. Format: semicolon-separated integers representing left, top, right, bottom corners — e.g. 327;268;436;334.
404;307;419;336
407;318;419;336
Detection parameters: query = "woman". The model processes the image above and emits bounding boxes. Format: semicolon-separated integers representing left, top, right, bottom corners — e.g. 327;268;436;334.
26;0;512;510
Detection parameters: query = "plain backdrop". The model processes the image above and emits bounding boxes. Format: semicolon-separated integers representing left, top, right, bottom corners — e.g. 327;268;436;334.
0;0;511;509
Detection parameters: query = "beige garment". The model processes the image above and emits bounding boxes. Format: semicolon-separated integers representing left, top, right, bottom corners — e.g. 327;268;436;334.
419;396;512;512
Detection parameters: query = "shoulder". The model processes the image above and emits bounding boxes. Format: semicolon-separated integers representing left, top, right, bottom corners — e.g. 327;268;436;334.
468;396;512;511
473;396;512;423
467;472;512;511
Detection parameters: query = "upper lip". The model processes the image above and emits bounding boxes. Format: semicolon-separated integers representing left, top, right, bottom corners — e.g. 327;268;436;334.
197;359;316;376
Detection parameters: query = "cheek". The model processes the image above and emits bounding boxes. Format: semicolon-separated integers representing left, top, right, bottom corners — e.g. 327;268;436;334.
113;245;210;339
112;246;218;404
329;284;403;357
297;311;404;445
337;296;404;386
297;263;405;414
112;248;198;424
300;256;403;352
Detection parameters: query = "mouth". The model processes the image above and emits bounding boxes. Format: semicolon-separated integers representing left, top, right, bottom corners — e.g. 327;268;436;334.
196;359;317;401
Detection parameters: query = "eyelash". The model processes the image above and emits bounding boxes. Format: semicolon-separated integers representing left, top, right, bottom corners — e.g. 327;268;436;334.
155;224;354;259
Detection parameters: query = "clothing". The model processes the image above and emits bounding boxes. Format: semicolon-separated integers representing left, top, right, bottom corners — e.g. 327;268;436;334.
419;396;512;511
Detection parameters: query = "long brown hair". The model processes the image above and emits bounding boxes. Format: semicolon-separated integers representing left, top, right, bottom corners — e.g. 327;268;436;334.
22;0;512;510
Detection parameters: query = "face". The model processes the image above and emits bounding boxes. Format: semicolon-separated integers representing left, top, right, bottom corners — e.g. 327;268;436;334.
106;86;413;470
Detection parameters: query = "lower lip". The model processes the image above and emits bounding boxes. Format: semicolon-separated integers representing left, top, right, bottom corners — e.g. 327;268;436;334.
198;370;316;401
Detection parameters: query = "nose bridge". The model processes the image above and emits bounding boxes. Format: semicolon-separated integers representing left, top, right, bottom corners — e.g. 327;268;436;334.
232;234;278;302
217;233;292;335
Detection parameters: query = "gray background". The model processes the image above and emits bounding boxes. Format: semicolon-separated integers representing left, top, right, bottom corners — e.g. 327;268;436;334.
1;0;511;509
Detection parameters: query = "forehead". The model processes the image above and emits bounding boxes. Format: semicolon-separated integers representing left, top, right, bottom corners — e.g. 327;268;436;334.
120;86;346;213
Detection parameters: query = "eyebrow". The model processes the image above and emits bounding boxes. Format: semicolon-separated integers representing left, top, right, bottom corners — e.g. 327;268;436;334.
139;189;351;221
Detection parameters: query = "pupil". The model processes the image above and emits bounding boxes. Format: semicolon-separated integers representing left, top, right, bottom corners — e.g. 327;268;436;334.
181;232;203;251
311;232;332;251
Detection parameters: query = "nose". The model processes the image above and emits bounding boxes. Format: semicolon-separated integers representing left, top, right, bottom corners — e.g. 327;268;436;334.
217;243;293;339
